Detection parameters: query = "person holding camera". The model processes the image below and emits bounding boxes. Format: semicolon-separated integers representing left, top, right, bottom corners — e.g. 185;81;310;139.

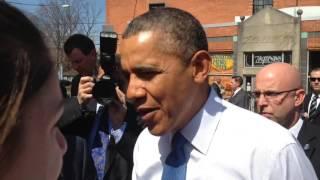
60;34;142;180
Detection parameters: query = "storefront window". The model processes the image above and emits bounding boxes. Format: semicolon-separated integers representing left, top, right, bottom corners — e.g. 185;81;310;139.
209;54;234;99
244;51;291;67
210;54;234;72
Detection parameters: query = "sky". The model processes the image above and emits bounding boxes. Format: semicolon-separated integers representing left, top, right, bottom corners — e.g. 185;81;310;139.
7;0;106;44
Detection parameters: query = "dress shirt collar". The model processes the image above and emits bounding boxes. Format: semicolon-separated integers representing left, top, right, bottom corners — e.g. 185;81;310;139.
180;88;223;155
233;87;241;97
289;118;303;138
96;103;103;112
311;93;319;99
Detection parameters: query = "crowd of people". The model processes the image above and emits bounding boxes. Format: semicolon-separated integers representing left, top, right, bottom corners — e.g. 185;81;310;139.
1;2;320;180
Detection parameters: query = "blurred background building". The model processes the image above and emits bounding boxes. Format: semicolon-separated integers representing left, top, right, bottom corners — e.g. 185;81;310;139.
105;0;320;98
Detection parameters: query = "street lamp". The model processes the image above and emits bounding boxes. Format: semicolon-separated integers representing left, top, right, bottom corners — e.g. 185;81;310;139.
58;3;71;80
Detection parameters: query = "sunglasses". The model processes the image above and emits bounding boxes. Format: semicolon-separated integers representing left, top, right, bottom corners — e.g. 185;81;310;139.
310;77;320;82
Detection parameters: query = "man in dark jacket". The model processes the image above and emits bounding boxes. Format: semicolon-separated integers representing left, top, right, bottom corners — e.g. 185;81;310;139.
229;75;250;110
303;67;320;126
60;34;142;180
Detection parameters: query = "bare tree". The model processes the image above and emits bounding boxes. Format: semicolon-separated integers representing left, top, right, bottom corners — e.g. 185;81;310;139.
35;0;102;76
78;1;102;36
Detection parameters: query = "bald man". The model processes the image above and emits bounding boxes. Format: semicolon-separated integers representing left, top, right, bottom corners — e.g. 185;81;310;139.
255;62;320;178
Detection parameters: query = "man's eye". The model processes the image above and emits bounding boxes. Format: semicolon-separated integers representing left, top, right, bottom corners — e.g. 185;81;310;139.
137;71;157;80
264;91;278;97
135;68;163;80
253;92;261;98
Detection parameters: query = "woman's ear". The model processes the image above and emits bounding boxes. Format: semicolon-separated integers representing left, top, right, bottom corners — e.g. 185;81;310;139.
190;50;211;83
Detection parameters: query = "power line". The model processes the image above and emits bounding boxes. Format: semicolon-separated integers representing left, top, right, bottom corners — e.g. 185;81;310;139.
7;1;71;7
7;1;106;25
8;1;51;7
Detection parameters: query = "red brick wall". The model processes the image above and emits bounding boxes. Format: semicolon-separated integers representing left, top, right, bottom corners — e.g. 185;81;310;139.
302;20;320;32
205;26;238;37
208;41;234;52
275;0;320;9
308;37;320;50
106;0;320;52
107;0;252;36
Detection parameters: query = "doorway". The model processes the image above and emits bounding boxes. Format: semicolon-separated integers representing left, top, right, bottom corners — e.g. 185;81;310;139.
244;76;256;112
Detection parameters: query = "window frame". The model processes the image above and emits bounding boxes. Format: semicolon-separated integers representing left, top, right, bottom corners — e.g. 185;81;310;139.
149;3;165;10
253;0;273;14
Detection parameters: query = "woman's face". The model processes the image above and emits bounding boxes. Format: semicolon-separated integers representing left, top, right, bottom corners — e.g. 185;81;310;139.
10;70;67;180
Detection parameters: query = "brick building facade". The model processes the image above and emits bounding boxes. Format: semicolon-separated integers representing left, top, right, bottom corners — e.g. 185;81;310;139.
105;0;320;98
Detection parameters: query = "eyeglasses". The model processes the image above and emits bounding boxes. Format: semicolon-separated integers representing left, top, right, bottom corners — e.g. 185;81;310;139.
252;88;298;101
310;77;320;82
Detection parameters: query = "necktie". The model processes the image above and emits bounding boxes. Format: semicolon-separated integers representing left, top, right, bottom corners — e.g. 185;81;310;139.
309;95;318;119
162;132;188;180
88;106;108;180
88;106;105;149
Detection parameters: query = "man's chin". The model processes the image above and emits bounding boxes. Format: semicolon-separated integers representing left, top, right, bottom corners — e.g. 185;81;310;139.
148;125;169;136
261;113;275;120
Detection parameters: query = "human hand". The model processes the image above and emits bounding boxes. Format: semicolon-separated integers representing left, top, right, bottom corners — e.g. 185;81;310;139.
77;76;94;105
115;86;127;110
302;112;309;120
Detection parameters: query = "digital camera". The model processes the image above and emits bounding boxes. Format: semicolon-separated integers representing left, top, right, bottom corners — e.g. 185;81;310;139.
92;31;118;106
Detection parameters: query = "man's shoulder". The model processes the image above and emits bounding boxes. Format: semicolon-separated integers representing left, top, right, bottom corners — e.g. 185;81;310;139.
233;88;248;98
300;121;320;140
304;93;313;102
238;88;249;96
221;101;297;146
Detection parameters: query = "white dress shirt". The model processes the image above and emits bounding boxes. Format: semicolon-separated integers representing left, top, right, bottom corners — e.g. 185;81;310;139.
132;89;317;180
308;93;320;114
95;103;127;144
289;118;304;138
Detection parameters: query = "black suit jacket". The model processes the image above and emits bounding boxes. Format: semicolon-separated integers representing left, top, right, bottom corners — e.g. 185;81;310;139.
60;73;143;180
60;97;142;180
71;74;81;96
297;120;320;178
229;88;250;110
59;136;97;180
303;93;320;126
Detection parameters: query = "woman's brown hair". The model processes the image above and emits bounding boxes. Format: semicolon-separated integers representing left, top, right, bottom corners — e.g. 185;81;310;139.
0;2;53;172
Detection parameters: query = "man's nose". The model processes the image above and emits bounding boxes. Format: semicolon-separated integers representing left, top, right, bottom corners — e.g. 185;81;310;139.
126;75;146;102
256;94;268;107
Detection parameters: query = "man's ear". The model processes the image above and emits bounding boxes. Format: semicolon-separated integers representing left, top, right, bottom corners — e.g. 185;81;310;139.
295;89;305;107
90;49;97;58
190;50;211;83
